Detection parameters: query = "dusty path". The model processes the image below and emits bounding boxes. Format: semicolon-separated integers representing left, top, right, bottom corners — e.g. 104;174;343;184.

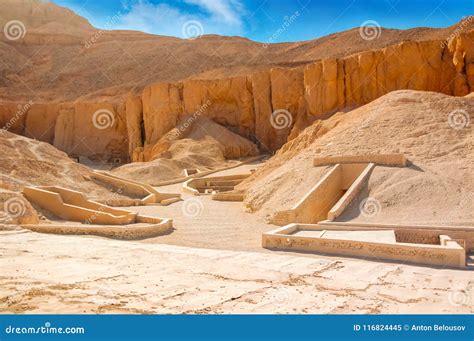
1;230;472;314
126;162;274;252
2;161;472;314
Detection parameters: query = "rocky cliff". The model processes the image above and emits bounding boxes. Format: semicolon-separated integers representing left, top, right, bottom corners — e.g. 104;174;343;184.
0;101;128;162
126;30;472;160
2;24;474;162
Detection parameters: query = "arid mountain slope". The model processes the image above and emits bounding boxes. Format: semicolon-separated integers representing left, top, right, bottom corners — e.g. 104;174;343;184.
238;90;474;225
1;0;472;102
0;130;132;203
113;116;259;184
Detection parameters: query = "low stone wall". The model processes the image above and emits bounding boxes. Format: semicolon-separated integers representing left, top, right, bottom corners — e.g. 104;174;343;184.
22;220;173;240
23;186;137;225
263;224;466;268
270;163;370;226
92;171;180;204
320;221;474;252
152;155;265;187
182;169;200;177
327;163;374;220
211;192;245;202
313;154;406;167
22;186;174;239
183;174;250;196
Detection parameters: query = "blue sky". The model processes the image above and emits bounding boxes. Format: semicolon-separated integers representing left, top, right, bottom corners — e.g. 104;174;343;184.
53;0;474;42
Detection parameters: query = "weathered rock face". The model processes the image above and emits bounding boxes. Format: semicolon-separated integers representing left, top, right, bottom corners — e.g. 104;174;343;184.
2;30;474;162
25;103;60;144
450;31;474;96
125;93;144;160
1;101;129;162
137;34;472;155
53;107;75;153
142;83;183;146
251;71;274;151
182;77;255;138
69;102;128;162
0;102;31;135
304;40;459;117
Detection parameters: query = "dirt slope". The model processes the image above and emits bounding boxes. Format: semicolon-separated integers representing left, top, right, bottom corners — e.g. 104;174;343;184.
238;90;474;225
114;117;258;184
0;130;132;203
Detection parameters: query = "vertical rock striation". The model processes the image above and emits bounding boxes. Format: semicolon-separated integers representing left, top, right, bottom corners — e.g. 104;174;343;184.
1;31;474;161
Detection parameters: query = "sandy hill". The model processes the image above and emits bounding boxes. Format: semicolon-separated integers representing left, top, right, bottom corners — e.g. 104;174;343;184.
1;0;472;102
238;90;474;226
0;129;133;204
113;116;259;184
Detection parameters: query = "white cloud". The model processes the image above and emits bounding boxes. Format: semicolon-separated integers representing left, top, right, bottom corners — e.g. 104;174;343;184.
183;0;243;26
113;0;245;38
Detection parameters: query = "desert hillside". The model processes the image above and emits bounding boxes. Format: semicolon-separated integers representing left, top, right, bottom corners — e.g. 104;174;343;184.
0;0;473;220
0;129;136;217
238;90;473;225
113;116;259;184
1;0;473;103
1;0;473;317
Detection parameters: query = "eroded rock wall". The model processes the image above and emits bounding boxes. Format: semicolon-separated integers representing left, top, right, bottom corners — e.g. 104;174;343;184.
2;31;474;162
0;101;128;162
137;35;472;157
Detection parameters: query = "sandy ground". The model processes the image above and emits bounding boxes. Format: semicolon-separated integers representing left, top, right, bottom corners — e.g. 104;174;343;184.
1;162;472;315
1;229;473;314
127;163;271;251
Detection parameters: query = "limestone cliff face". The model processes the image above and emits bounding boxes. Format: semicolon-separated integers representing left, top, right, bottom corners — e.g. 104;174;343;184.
126;93;144;159
136;36;465;157
2;30;474;162
0;101;128;162
450;31;474;96
304;40;458;117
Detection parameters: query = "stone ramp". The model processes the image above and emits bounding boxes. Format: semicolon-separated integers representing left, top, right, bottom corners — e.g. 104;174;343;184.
21;186;173;238
23;186;137;225
270;163;374;225
91;170;181;205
